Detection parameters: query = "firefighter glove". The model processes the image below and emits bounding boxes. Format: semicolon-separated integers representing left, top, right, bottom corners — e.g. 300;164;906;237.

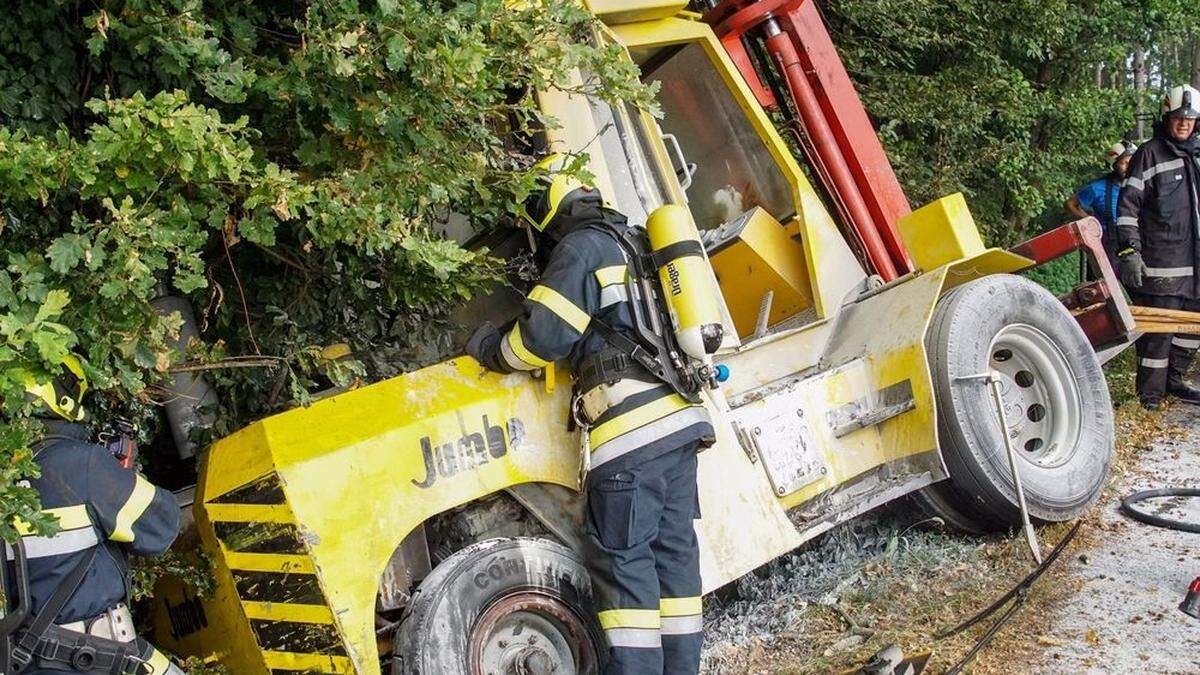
466;322;501;367
1117;249;1148;288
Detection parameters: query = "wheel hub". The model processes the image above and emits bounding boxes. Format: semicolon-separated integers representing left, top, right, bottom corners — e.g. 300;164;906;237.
988;324;1083;469
470;592;596;675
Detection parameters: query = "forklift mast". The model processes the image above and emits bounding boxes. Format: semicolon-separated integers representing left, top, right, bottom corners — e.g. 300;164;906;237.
704;0;915;280
700;0;1134;349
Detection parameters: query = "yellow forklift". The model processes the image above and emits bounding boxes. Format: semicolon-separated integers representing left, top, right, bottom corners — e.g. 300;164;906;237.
149;1;1134;672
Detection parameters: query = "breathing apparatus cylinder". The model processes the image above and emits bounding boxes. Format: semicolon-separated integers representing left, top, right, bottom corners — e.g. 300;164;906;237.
645;205;724;361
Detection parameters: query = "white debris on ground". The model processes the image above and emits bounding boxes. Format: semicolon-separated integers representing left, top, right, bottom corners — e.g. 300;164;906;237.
1035;405;1200;675
699;505;978;673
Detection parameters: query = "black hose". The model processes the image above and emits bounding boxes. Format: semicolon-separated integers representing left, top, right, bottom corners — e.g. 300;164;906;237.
1120;488;1200;534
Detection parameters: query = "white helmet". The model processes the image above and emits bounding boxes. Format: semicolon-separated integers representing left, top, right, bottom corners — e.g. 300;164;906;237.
1106;140;1137;162
1163;85;1200;119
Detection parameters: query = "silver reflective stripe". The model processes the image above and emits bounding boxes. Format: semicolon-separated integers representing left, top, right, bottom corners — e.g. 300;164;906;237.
605;628;662;648
1140;357;1169;369
1144;158;1186;181
499;336;539;372
6;527;98;560
599;284;629;308
580;379;661;422
660;615;703;635
590;406;711;468
1116;216;1139;228
1173;337;1200;349
1145;266;1193;278
1124;176;1145;191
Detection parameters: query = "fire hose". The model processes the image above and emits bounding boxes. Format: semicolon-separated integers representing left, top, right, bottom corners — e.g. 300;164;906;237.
1120;487;1200;534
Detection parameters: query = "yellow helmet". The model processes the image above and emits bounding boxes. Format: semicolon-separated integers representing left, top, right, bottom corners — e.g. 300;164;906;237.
23;354;89;422
518;154;601;232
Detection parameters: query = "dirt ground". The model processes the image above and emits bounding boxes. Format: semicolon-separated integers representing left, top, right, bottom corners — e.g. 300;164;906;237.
700;399;1199;675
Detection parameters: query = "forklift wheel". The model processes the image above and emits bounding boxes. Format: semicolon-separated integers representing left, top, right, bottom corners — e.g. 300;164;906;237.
391;537;603;675
919;274;1114;530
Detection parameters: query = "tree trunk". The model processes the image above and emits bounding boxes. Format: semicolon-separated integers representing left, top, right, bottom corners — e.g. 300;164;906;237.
1135;49;1148;139
1190;36;1200;89
1095;62;1103;87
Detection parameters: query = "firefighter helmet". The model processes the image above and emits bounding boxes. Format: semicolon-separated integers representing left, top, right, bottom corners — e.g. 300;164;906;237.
1106;140;1137;162
1163;85;1200;119
23;354;89;421
519;154;600;232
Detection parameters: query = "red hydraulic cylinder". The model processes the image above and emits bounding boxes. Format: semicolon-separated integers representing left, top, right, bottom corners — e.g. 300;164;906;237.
762;19;899;280
706;0;914;280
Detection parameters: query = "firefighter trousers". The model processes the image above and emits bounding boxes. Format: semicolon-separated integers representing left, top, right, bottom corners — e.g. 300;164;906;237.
584;443;703;675
1133;293;1200;404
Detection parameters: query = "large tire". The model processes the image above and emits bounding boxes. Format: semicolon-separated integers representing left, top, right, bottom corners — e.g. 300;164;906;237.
392;537;603;675
917;274;1114;530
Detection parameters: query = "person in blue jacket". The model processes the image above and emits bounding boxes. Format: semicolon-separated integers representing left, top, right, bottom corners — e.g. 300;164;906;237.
1065;140;1137;269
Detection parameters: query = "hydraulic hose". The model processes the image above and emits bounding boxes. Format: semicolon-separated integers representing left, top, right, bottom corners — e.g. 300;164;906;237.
1120;487;1200;534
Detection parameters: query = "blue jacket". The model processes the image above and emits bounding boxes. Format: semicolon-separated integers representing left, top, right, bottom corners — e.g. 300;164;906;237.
1076;175;1121;233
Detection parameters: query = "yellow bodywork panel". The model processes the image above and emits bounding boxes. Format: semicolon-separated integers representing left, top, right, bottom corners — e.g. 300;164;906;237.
585;0;689;24
155;360;579;673
707;207;815;337
899;193;986;271
897;193;1034;282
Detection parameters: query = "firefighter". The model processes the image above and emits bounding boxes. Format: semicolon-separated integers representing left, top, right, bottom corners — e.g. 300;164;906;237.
7;355;182;674
1116;84;1200;409
1066;140;1137;269
466;155;713;674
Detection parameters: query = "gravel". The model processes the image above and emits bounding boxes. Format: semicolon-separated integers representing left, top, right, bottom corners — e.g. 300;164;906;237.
699;503;979;673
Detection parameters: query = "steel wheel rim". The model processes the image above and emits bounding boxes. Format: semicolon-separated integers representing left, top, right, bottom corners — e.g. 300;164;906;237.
470;591;597;675
988;323;1082;469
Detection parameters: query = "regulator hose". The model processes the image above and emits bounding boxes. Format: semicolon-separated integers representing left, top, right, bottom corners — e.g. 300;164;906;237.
1120;488;1200;534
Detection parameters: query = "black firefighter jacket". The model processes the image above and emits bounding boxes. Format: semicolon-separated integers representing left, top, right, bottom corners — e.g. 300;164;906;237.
1117;128;1200;298
6;421;180;624
474;201;713;478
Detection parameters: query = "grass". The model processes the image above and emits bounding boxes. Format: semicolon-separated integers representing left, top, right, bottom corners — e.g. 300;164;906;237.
702;350;1179;674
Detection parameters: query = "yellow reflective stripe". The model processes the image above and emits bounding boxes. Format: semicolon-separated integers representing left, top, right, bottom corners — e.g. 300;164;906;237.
598;608;661;630
14;505;91;536
506;325;550;369
594;265;627;287
528;285;591;334
111;475;155;543
660;596;702;617
145;648;172;674
589;394;692;449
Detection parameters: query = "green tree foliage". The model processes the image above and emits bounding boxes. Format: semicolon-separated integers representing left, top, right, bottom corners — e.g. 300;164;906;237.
0;0;651;537
823;0;1200;245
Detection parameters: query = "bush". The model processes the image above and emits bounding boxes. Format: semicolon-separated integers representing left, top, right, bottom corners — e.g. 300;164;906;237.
0;0;652;537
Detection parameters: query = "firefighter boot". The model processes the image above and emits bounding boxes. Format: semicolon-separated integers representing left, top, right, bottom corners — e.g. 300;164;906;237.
1167;334;1200;404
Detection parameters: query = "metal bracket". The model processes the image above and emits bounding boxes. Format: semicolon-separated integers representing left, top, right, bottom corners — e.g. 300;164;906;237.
957;372;1043;563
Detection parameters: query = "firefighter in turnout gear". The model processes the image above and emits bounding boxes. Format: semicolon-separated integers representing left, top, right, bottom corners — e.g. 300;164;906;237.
466;155;714;674
1117;84;1200;409
5;355;183;674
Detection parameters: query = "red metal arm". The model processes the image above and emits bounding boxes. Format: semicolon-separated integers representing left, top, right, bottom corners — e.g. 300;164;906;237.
1010;218;1136;350
706;0;914;280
